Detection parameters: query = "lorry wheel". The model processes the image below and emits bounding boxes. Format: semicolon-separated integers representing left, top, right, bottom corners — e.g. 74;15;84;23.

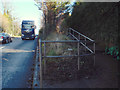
5;39;9;44
22;38;25;40
10;40;12;42
10;38;12;42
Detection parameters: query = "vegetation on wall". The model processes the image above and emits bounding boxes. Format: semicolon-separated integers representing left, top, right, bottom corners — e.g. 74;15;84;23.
62;2;119;60
65;2;118;48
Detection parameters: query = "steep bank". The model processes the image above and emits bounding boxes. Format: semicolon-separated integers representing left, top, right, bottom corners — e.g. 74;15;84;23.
66;2;118;48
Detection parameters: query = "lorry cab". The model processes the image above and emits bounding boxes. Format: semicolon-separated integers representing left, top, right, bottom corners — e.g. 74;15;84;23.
21;20;36;40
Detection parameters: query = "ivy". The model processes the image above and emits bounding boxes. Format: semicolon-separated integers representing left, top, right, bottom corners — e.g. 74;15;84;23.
105;46;119;60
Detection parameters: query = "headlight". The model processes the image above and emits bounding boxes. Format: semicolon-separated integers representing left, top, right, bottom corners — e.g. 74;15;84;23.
22;34;24;36
32;34;34;36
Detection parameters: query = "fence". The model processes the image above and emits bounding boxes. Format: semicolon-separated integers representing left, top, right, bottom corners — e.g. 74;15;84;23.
38;28;95;88
68;28;95;65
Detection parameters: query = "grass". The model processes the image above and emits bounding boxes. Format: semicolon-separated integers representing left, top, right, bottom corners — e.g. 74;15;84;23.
47;49;57;56
43;32;78;57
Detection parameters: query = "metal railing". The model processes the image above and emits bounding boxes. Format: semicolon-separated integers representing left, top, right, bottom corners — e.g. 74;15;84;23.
68;28;95;54
40;39;95;58
38;28;95;88
68;28;96;71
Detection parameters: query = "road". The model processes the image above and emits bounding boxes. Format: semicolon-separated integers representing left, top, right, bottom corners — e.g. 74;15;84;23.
0;37;37;88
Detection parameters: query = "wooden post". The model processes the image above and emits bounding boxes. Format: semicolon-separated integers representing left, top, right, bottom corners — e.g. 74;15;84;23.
39;39;42;88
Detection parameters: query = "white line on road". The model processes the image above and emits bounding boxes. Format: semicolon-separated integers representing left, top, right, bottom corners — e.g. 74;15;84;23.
2;58;8;61
0;46;5;49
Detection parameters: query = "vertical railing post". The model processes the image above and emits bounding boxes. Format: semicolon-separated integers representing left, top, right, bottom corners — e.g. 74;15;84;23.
68;28;69;36
93;42;95;67
73;30;74;36
85;38;86;53
70;29;72;37
44;42;46;75
39;39;42;88
71;29;72;35
77;40;80;70
78;34;80;40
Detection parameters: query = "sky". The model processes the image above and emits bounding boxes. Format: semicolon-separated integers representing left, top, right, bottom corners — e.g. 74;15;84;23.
0;0;119;34
0;0;43;35
12;0;42;34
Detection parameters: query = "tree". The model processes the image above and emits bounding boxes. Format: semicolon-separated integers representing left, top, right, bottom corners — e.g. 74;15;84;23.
34;0;70;38
0;1;21;36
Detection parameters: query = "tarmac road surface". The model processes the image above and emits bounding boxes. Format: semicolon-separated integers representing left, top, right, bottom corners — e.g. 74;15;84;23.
0;37;37;88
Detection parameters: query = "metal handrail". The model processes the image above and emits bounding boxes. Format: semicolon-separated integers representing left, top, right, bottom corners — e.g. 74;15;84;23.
80;42;94;53
69;28;94;42
38;28;96;88
41;40;79;43
68;28;95;66
69;32;94;54
42;53;93;58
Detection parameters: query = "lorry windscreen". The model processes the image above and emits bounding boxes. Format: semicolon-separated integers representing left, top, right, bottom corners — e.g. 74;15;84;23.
22;24;33;29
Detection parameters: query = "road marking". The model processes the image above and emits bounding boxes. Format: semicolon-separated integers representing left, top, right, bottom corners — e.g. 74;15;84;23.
0;46;5;49
2;58;8;61
2;49;35;53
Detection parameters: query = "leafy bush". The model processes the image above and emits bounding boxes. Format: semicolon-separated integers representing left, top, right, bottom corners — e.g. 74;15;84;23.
105;46;119;60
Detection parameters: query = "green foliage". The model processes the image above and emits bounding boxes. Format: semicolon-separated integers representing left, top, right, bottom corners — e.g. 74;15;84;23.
105;46;119;60
34;1;71;38
48;49;57;56
65;2;118;46
1;10;20;36
60;19;68;33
